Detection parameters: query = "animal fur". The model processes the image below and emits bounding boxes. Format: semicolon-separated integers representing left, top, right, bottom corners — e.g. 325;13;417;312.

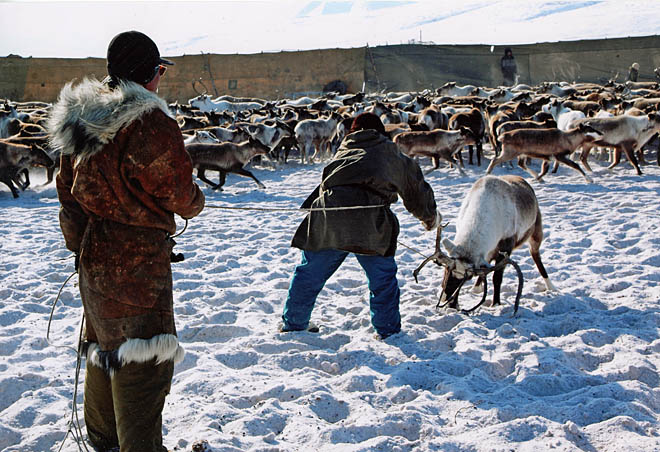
440;175;556;309
185;137;270;190
47;78;171;161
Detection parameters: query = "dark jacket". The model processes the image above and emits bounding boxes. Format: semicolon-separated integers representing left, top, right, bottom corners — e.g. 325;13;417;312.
291;129;437;257
49;78;205;353
501;55;517;80
628;67;639;82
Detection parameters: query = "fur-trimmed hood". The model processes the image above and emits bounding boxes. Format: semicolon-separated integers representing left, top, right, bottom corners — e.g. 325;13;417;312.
47;77;171;160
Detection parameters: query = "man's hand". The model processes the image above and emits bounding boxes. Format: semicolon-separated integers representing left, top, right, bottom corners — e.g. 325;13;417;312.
423;211;442;231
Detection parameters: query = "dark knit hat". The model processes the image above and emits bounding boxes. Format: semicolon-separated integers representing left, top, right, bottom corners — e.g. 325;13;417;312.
349;112;386;136
106;31;173;85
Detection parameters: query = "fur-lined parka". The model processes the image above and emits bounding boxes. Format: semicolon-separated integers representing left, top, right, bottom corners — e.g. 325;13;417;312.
49;78;204;368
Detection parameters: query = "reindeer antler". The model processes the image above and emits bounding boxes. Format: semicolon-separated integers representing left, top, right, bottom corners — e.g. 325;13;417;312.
192;78;209;97
412;223;453;283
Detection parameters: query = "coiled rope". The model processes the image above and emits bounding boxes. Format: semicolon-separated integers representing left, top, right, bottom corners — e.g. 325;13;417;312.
47;268;90;452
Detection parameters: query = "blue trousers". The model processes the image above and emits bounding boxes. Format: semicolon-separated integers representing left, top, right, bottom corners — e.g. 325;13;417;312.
282;249;401;337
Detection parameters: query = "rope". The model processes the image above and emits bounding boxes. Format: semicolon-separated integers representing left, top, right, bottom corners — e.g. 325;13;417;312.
47;266;90;451
202;203;431;256
46;271;79;355
203;203;387;212
170;218;188;239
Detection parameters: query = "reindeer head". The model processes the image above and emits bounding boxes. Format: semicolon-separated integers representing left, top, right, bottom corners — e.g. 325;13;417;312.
248;136;270;155
28;144;54;168
578;123;603;141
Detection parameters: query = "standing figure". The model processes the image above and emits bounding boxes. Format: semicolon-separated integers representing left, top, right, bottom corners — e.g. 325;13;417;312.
48;31;205;452
500;47;518;86
628;62;640;82
281;113;439;340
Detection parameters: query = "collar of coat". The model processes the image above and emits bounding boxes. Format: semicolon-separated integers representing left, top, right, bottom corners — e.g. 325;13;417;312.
342;129;389;149
47;77;172;160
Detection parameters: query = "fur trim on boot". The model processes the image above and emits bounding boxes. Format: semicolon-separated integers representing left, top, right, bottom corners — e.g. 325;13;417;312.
86;333;184;376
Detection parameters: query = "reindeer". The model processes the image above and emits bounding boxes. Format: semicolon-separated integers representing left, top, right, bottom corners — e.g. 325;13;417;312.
294;112;341;163
189;94;262;113
487;123;603;183
578;113;660;175
448;108;486;166
185;136;270;190
414;175;556;314
183;130;220;145
393;127;476;175
0;140;54;197
418;105;449;131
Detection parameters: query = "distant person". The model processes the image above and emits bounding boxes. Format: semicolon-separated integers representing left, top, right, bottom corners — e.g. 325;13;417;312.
628;62;639;82
655;67;660;81
49;30;205;451
500;47;517;86
280;113;439;340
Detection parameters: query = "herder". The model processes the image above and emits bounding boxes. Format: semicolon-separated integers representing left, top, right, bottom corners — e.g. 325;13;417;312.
48;31;205;451
280;113;440;340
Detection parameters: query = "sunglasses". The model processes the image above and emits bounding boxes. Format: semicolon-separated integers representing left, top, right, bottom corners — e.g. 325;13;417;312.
152;64;167;79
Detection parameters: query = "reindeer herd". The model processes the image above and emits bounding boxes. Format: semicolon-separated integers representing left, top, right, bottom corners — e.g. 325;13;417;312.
1;77;659;313
2;78;660;199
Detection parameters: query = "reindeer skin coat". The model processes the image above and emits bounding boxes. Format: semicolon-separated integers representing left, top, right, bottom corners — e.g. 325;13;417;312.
49;78;205;362
292;129;436;256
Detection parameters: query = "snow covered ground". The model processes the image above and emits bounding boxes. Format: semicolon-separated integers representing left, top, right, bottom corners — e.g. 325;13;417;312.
1;153;659;451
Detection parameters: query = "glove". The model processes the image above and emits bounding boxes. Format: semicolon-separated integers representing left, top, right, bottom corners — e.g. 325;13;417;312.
170;252;185;263
423;211;442;231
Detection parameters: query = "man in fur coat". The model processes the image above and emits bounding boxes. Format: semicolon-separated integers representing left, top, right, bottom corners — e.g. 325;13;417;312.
281;113;439;340
48;31;205;452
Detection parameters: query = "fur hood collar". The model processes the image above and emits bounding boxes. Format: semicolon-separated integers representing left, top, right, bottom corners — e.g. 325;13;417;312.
47;77;171;159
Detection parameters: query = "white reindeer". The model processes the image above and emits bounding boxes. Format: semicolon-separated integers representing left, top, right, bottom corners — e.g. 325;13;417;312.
189;94;262;113
294;113;341;163
414;175;556;314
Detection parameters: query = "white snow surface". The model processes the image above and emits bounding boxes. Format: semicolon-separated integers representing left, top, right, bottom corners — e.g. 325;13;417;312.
1;155;660;451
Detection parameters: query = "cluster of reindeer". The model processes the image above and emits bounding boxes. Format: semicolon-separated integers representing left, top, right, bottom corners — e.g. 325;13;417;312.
3;79;660;197
176;79;660;189
2;78;659;312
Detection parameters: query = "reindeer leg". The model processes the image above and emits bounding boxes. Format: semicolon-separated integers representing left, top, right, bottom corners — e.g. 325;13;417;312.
233;167;265;189
491;238;514;306
14;168;29;190
476;141;483;166
468;145;474;165
1;171;21;198
44;165;55;186
486;147;515;174
551;159;560;174
622;143;643;175
197;167;220;189
529;212;557;292
555;152;593;183
215;171;227;190
457;148;465;167
636;147;647;165
448;155;466;176
607;147;623;171
518;156;541;180
580;144;594;173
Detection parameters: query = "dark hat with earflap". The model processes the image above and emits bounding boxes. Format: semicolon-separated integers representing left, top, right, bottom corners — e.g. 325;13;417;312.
106;31;173;85
349;112;386;136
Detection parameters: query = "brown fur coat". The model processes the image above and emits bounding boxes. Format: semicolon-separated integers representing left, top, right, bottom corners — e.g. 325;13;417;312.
49;78;204;361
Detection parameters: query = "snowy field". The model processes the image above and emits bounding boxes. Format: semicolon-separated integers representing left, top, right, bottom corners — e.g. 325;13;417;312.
1;153;659;451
